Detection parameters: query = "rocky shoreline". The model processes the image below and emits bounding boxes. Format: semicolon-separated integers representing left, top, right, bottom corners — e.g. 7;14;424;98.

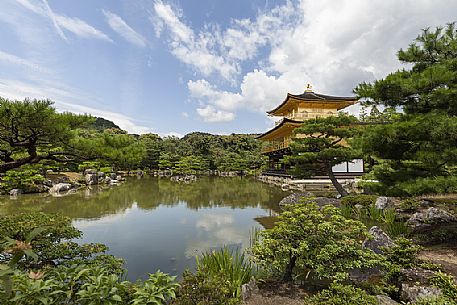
4;169;130;198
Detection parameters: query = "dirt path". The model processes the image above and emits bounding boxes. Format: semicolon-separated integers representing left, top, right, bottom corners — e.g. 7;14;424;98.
419;245;457;279
242;282;307;305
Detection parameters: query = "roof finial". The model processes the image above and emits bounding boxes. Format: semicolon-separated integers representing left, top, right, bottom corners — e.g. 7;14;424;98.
305;83;313;92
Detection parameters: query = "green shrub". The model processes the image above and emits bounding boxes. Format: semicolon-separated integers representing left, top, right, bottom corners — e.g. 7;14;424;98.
303;283;377;305
6;265;177;305
382;237;422;268
399;198;421;212
0;212;179;305
341;195;378;207
0;213;109;269
0;168;44;193
415;296;457;305
430;271;457;301
251;203;383;282
173;269;239;305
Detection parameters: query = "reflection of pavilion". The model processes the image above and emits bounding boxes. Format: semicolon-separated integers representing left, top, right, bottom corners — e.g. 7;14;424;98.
257;85;364;177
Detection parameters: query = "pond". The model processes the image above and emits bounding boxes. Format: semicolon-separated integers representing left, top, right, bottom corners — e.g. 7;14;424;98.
0;176;287;280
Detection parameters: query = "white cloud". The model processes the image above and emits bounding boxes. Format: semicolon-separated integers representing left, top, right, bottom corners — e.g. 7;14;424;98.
15;0;112;42
0;79;152;134
0;50;52;74
196;105;235;123
165;0;457;124
102;10;147;47
152;0;238;81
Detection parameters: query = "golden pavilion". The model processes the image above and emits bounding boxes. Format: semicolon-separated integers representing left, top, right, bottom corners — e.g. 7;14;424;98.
257;85;358;176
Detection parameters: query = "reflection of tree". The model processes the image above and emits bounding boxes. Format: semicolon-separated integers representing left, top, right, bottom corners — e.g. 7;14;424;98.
136;177;285;211
0;177;286;219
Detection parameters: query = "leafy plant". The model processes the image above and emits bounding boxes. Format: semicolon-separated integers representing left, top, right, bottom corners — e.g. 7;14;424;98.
399;198;421;212
132;271;178;305
430;271;457;301
303;283;377;305
341;195;378;207
251;203;383;282
0;168;45;193
173;269;239;305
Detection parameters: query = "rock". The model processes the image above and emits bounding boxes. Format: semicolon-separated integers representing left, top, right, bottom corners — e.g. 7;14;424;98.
376;295;399;305
84;169;97;175
363;226;396;254
279;192;341;207
116;175;124;181
375;196;393;210
406;207;457;231
279;192;317;205
49;183;72;194
399;268;442;303
281;183;290;190
109;173;117;180
400;284;441;303
43;179;54;187
98;172;105;179
105;177;111;184
241;277;258;301
109;179;119;185
85;173;98;185
9;188;22;196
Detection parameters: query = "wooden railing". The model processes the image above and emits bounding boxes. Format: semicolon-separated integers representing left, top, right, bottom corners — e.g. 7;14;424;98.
261;139;291;154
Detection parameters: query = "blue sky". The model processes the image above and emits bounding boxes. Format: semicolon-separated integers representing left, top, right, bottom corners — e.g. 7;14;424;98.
0;0;455;136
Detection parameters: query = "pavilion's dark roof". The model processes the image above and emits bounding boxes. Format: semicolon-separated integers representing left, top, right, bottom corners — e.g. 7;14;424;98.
267;91;357;114
256;118;302;140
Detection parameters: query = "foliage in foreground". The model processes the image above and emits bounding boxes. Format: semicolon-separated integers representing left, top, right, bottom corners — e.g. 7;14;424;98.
173;247;252;305
251;203;382;282
0;212;178;305
303;283;377;305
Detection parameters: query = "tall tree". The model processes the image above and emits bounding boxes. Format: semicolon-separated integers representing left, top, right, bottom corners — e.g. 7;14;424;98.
354;23;457;195
0;98;92;172
286;114;360;197
0;98;145;173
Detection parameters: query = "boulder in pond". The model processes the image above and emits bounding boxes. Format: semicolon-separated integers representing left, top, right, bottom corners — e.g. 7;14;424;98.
49;183;72;195
406;207;457;231
43;179;54;187
9;188;22;196
85;173;98;185
363;226;396;254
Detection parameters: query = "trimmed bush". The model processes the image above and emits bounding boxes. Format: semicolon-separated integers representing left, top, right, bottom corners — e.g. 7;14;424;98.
341;195;378;207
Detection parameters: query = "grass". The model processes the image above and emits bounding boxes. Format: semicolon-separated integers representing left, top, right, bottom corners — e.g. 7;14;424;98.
197;247;253;298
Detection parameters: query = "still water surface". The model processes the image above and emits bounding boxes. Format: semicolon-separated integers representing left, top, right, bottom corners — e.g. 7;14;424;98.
0;176;287;280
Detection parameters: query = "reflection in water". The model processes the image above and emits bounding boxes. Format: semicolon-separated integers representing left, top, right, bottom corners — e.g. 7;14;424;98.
0;177;287;280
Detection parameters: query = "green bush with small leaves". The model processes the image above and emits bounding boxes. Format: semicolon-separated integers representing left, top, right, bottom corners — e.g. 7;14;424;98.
303;283;377;305
251;203;383;282
0;168;45;193
341;195;378;207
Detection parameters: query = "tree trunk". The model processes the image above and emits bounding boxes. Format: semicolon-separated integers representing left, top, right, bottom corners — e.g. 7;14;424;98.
326;162;349;197
283;253;296;282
